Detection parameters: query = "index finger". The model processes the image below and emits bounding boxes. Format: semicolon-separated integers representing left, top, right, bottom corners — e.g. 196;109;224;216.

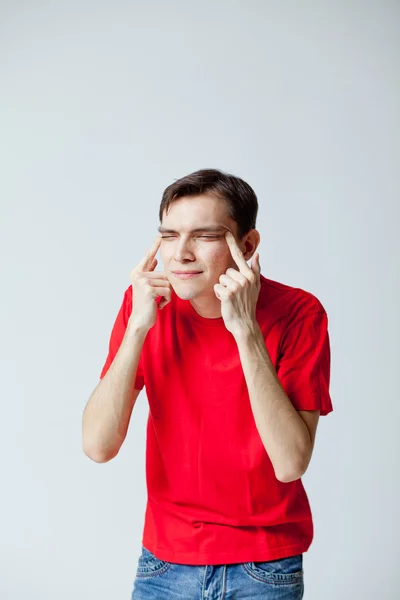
224;231;252;276
138;235;162;271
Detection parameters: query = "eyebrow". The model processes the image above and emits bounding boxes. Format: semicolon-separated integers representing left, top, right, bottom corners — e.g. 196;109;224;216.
157;226;228;234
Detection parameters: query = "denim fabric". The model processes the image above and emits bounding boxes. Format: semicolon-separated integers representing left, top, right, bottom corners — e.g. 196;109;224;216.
131;545;304;599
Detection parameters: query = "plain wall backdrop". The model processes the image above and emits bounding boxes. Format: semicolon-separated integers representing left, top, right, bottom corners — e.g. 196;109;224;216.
1;1;399;598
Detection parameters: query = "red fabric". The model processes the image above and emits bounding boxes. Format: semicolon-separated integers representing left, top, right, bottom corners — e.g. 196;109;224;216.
99;273;333;565
99;288;145;390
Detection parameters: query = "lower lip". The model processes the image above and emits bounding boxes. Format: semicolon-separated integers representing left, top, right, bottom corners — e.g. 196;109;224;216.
173;272;202;279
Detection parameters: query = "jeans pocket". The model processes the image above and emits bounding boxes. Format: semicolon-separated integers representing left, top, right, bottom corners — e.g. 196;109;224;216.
136;545;172;578
243;553;303;585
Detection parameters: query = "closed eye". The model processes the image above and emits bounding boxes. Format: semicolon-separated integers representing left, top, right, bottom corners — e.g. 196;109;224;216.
161;235;221;239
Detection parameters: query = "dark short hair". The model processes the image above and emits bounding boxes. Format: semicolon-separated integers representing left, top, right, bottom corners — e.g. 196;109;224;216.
159;168;258;240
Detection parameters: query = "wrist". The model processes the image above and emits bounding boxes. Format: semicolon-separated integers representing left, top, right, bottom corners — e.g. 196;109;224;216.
126;317;149;338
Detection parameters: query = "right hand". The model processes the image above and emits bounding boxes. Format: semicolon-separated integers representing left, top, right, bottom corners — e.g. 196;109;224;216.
129;235;172;331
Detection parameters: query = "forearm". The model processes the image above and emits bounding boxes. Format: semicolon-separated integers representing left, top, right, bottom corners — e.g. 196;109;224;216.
82;318;148;462
235;322;311;482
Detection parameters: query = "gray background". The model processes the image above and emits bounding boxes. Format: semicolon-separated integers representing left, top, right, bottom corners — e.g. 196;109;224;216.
1;1;399;598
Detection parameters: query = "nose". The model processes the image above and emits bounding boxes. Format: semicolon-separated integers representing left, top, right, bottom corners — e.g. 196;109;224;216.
173;238;196;262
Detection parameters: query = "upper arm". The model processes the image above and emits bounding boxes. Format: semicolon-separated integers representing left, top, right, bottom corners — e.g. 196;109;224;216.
88;383;143;462
97;381;143;415
298;409;320;449
277;308;333;417
131;387;142;409
99;288;146;390
114;386;142;455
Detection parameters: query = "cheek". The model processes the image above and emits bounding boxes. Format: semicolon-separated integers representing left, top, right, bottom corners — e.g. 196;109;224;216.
204;245;223;259
207;247;232;270
161;243;229;268
160;247;169;262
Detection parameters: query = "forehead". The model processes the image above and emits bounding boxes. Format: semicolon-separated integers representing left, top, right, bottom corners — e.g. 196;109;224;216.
160;194;236;233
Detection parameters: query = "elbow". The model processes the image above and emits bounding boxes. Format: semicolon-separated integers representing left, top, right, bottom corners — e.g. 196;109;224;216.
276;471;302;483
275;460;308;483
82;444;118;463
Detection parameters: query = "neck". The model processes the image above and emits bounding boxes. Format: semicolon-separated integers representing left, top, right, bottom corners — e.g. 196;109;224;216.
190;295;222;319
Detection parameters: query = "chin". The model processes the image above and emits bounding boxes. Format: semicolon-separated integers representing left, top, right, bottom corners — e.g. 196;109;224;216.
171;279;209;299
172;286;200;301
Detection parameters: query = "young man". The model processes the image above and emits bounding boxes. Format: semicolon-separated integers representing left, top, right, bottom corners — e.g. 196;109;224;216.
82;168;333;599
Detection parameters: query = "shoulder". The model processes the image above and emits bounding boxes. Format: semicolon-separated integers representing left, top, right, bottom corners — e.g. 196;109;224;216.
258;274;327;329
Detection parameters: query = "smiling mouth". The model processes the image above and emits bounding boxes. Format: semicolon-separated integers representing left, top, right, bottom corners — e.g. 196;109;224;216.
172;272;202;279
173;271;202;274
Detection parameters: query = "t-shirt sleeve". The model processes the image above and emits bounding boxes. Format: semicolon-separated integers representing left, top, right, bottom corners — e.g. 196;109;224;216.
99;287;145;390
276;309;333;416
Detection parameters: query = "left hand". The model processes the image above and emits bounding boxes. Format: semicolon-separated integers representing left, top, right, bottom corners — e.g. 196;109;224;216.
213;231;261;337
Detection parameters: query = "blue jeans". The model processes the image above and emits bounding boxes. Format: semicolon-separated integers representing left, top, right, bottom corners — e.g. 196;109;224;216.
131;545;304;599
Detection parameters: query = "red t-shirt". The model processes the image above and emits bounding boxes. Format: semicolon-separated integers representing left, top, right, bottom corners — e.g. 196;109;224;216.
99;273;333;565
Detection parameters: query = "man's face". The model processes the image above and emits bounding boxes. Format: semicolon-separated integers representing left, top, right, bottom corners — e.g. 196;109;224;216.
158;194;244;301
